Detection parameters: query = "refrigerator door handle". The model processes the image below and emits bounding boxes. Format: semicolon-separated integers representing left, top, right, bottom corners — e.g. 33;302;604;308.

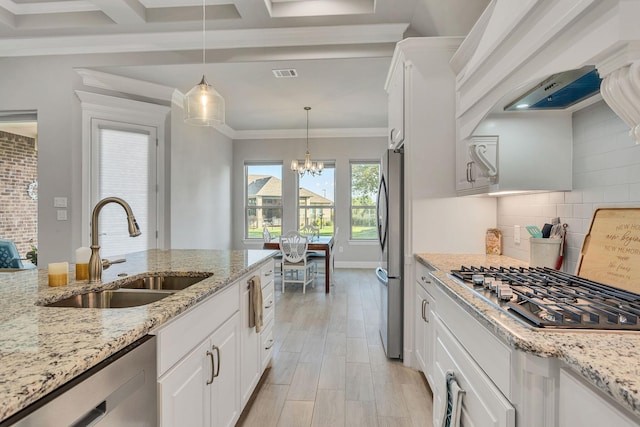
376;175;388;251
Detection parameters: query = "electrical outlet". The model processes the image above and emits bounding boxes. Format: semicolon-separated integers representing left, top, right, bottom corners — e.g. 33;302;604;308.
57;210;68;221
514;225;521;244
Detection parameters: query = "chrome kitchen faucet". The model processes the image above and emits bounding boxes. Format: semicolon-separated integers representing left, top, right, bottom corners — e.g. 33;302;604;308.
89;197;141;283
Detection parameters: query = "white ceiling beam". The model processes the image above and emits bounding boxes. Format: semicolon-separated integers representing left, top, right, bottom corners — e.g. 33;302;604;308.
0;23;408;57
89;0;146;24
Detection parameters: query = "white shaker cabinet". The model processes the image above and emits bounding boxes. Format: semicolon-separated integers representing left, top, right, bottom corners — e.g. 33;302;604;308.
240;260;275;406
456;114;572;195
385;37;463;199
455;135;498;193
210;313;241;427
387;57;405;149
559;368;639;427
157;259;275;427
156;281;241;427
158;338;211;427
414;262;436;389
159;313;240;427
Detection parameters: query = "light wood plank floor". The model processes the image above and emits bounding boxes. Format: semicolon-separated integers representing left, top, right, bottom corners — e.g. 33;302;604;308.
238;269;434;427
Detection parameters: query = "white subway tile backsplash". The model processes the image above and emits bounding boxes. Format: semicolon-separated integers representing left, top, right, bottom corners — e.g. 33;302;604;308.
549;192;565;204
556;204;573;219
564;190;583;204
497;101;640;269
541;204;558;218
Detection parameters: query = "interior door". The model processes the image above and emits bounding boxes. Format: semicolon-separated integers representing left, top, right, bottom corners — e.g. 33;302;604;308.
91;119;158;257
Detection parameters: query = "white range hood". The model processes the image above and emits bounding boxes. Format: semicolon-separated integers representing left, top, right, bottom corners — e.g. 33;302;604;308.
451;0;640;143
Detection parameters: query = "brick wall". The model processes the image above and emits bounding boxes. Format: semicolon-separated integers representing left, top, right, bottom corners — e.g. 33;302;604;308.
497;101;640;274
0;130;37;258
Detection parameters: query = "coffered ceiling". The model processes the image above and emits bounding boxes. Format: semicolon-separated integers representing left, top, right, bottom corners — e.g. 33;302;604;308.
0;0;490;135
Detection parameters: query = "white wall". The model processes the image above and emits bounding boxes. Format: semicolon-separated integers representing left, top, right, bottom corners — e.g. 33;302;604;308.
412;196;496;254
170;105;233;249
232;136;387;266
0;53;231;265
497;101;640;274
0;55;83;266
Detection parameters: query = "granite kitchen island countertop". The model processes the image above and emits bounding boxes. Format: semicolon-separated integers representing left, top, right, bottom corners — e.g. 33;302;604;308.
415;253;640;422
0;249;276;423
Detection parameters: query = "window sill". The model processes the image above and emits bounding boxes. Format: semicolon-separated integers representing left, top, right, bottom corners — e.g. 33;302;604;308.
347;240;378;246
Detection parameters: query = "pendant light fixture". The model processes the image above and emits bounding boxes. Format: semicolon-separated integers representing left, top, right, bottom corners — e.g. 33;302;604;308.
291;107;323;176
184;0;225;126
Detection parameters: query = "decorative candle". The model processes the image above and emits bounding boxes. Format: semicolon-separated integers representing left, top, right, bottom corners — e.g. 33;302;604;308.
48;262;68;287
75;247;91;280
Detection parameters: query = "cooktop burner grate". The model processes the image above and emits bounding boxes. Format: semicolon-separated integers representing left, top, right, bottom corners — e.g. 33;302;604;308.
449;266;640;330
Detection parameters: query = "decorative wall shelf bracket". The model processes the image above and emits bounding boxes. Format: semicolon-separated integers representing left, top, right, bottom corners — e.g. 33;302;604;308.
600;61;640;144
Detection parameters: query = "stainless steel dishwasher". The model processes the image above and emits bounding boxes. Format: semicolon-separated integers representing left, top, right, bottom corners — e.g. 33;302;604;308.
4;335;157;427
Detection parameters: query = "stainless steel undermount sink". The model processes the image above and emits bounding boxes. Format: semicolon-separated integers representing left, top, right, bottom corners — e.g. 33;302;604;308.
119;273;212;291
42;273;212;308
44;289;174;308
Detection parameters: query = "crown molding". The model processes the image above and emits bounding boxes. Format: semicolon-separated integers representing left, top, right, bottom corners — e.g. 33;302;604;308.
0;23;408;57
75;68;386;140
231;127;387;140
76;68;176;102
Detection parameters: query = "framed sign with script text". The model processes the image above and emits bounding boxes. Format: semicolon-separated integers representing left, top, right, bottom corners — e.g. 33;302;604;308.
577;208;640;293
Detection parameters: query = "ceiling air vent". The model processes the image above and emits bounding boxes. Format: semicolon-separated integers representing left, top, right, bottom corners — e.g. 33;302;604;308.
272;69;298;78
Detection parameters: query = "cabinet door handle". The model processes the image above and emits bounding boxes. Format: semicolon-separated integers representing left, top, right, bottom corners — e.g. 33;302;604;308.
390;128;402;144
421;300;426;321
212;345;221;379
424;300;430;323
467;161;476;183
206;350;215;385
264;300;274;309
265;339;275;350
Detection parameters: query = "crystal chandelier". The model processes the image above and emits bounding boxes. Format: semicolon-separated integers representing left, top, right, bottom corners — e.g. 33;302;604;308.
291;107;323;176
183;0;225;126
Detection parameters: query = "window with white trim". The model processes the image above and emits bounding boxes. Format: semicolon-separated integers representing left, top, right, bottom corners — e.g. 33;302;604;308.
297;163;335;236
245;163;283;239
350;161;379;240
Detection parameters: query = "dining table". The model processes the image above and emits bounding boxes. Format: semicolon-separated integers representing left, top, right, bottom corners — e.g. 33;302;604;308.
264;235;334;293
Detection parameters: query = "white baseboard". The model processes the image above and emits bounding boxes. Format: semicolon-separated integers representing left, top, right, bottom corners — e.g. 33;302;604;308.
334;261;380;269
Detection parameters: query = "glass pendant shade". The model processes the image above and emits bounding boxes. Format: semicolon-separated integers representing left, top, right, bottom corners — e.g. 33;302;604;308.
184;75;225;126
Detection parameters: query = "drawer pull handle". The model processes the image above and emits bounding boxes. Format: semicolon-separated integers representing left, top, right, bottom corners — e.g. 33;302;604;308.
265;339;274;350
264;271;272;277
421;275;430;283
206;350;215;385
264;300;274;309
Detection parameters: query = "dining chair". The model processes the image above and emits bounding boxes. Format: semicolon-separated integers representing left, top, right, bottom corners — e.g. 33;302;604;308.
299;224;319;240
263;226;282;274
279;231;316;294
300;224;324;272
330;226;339;284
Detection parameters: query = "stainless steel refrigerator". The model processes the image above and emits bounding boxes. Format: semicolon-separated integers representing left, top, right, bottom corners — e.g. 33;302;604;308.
376;148;403;359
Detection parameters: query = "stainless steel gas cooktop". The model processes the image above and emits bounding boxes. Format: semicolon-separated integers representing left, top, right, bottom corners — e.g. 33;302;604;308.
449;266;640;330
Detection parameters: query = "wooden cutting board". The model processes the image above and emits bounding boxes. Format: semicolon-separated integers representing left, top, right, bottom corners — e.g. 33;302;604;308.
577;208;640;293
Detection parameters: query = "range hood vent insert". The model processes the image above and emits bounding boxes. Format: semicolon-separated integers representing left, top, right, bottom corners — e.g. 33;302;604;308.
504;66;602;111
